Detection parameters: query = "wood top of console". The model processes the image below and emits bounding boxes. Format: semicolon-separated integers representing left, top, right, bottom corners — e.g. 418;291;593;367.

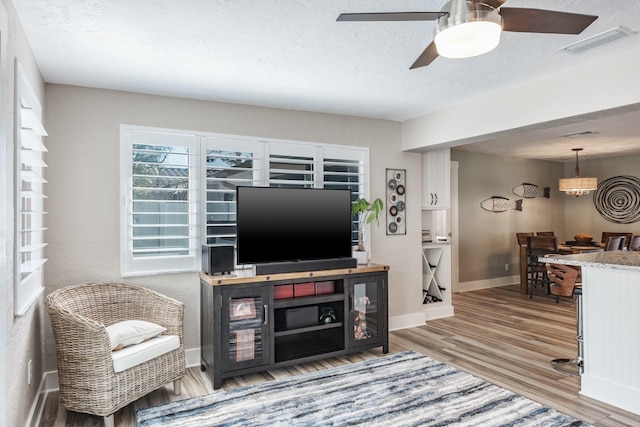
200;264;390;286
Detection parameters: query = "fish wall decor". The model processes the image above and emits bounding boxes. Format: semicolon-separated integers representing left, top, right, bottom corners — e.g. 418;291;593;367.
512;183;550;199
480;196;523;213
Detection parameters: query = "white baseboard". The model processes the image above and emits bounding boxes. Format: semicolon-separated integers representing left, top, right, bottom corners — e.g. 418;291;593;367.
457;276;518;293
389;313;426;331
185;347;200;368
26;375;48;427
424;305;455;321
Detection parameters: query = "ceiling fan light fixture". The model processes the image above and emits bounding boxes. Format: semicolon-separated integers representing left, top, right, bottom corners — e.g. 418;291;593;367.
434;9;502;59
559;148;597;197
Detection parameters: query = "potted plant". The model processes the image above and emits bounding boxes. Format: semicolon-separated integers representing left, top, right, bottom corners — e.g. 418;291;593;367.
351;197;384;264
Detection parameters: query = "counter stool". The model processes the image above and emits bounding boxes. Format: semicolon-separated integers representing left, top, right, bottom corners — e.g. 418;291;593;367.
546;263;583;377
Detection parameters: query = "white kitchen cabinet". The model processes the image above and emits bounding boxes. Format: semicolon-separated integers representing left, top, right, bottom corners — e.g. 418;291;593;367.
422;149;450;209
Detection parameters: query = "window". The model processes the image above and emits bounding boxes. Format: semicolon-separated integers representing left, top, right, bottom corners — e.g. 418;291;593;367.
15;62;48;316
121;126;368;276
121;128;199;275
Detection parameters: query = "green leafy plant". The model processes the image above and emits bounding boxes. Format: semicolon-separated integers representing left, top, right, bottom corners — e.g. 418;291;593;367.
351;197;384;251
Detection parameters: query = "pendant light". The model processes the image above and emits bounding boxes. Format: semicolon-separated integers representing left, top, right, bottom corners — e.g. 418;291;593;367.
559;148;597;197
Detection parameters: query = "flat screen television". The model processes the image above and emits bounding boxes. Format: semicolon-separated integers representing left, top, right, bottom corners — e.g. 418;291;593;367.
236;186;356;273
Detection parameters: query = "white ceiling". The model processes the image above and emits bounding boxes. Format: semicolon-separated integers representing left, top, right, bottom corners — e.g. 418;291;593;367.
12;0;640;161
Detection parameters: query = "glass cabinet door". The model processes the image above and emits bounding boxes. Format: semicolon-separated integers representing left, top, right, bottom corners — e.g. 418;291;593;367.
348;275;387;350
221;287;270;371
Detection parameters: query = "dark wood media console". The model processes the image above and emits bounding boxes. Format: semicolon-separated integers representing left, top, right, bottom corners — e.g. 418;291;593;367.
200;264;389;389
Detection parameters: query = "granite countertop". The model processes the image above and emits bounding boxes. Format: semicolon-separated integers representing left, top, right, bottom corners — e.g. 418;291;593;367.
542;250;640;272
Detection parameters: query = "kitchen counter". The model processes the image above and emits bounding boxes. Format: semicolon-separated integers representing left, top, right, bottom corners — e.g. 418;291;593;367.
542;250;640;416
543;250;640;272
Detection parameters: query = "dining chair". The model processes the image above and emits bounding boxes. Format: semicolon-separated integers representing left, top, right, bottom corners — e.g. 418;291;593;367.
536;231;555;237
628;236;640;251
600;232;633;250
516;232;535;246
526;235;558;298
546;263;583;377
605;236;625;251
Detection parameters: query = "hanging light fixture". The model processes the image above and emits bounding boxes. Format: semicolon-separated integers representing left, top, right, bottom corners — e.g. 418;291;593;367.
433;0;503;59
559;148;598;197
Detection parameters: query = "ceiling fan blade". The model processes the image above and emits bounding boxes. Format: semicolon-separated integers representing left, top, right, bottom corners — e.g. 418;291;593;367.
337;12;445;22
499;8;598;34
410;41;439;69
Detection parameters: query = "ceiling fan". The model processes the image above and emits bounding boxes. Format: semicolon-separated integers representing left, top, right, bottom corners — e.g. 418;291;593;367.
337;0;598;69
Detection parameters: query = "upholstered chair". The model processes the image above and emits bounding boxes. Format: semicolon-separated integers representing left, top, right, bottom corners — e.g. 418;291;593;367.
600;232;633;250
46;283;185;427
605;236;625;251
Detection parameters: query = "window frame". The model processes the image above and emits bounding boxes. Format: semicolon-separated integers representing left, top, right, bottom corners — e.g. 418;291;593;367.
120;125;370;276
120;126;200;276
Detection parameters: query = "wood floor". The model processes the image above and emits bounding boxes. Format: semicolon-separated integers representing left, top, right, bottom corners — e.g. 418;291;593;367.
39;285;640;426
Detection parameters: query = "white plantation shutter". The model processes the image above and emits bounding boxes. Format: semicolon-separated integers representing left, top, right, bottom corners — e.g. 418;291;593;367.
203;137;261;247
267;142;317;188
322;146;364;194
121;128;199;275
15;63;48;316
121;127;370;275
322;146;366;247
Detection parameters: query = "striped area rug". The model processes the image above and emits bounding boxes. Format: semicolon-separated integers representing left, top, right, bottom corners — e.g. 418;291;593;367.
136;351;589;426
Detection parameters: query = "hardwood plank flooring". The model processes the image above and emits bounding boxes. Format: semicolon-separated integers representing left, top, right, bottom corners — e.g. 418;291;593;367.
39;285;640;426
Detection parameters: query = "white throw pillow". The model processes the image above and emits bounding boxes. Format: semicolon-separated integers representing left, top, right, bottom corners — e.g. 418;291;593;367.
106;320;166;351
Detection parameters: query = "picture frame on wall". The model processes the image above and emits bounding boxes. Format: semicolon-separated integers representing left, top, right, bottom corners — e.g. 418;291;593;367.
386;168;406;235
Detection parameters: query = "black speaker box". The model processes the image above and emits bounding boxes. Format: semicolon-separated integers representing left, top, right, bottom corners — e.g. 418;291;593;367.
202;245;235;275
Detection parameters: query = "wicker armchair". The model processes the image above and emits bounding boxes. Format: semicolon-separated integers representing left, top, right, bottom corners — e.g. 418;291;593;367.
46;283;185;427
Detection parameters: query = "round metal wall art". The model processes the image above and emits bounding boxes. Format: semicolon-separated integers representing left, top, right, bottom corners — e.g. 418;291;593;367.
593;175;640;224
386;168;406;235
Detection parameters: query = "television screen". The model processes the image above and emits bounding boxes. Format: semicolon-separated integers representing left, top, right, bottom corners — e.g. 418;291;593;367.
236;187;353;265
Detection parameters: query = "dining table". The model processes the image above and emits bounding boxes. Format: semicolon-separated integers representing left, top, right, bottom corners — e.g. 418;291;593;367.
557;244;605;254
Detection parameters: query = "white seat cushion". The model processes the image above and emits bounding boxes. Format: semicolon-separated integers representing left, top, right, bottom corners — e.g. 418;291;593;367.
112;335;180;373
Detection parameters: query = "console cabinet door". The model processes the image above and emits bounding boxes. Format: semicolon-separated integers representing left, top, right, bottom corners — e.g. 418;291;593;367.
220;286;271;372
347;274;388;351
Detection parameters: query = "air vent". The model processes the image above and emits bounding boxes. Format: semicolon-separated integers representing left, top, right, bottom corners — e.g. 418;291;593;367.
560;26;635;54
561;131;599;138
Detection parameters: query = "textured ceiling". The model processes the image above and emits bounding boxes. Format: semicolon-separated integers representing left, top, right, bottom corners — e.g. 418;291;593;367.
13;0;640;160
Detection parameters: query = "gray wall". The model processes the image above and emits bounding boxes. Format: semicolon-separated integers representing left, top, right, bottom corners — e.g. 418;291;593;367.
43;84;425;376
452;150;565;284
1;0;47;426
452;149;640;286
563;154;640;240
